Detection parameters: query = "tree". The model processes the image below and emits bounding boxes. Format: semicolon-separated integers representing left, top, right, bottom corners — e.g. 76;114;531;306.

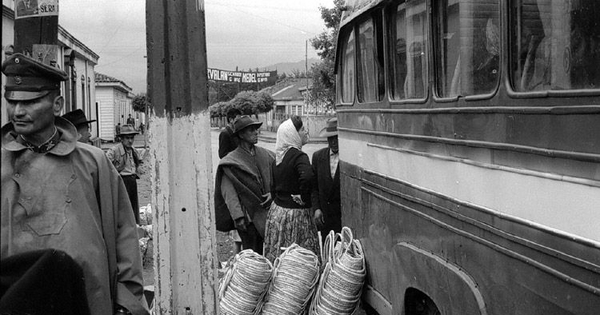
132;93;150;112
230;90;274;116
290;68;307;78
209;101;229;118
309;0;345;109
254;91;274;114
209;91;274;118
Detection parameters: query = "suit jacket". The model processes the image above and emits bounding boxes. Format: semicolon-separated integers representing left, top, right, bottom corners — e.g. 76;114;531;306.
311;147;342;235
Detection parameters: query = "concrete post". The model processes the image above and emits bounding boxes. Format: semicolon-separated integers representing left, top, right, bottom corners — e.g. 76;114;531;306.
146;0;218;313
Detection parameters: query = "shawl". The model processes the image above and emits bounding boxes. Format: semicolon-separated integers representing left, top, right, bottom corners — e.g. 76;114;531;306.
214;146;275;237
275;119;303;165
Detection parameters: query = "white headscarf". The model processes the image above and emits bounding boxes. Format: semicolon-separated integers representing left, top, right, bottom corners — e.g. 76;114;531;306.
275;118;303;165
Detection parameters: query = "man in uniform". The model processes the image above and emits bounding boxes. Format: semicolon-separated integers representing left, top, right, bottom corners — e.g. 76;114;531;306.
62;109;95;144
311;118;342;238
1;53;148;314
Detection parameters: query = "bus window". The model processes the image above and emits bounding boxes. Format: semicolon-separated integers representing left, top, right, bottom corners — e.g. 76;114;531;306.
388;0;428;100
510;0;600;91
357;19;382;102
434;0;500;98
340;29;356;104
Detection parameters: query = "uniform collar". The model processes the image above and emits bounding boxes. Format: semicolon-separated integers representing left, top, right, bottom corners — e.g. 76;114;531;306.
1;116;78;156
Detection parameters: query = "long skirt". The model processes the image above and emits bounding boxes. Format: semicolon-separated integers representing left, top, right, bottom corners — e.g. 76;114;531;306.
263;202;320;263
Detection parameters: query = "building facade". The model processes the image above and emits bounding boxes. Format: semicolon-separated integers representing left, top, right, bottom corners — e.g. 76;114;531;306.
95;72;139;142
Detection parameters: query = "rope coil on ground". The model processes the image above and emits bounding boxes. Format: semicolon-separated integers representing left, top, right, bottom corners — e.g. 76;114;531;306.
309;227;366;315
261;243;321;315
219;249;273;315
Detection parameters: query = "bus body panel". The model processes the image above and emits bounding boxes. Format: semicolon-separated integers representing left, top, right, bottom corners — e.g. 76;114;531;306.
335;0;600;313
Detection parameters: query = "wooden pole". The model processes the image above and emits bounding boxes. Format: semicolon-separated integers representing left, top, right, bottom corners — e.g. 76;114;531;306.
14;1;59;64
146;1;218;314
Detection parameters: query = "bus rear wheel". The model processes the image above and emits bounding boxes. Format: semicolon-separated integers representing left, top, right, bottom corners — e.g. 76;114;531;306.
405;288;440;315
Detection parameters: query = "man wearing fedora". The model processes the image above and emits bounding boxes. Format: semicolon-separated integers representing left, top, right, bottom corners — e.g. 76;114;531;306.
62;109;95;144
214;115;275;254
107;125;142;224
311;117;342;238
1;53;148;314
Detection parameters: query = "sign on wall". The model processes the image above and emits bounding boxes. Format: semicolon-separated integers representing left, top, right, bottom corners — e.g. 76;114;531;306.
15;0;59;19
207;68;277;84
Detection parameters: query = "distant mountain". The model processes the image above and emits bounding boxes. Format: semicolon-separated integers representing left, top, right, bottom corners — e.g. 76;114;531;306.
258;58;320;76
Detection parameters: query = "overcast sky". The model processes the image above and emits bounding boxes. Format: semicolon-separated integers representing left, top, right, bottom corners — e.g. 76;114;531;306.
59;0;327;94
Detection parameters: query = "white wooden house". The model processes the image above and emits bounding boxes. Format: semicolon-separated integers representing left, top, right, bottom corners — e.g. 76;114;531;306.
95;72;135;141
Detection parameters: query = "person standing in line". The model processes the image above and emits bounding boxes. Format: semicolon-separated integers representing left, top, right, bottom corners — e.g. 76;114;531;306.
218;107;242;159
311;118;342;239
215;116;274;254
61;109;95;144
126;114;135;127
1;53;148;314
263;116;320;262
217;107;243;255
115;122;121;142
106;125;142;224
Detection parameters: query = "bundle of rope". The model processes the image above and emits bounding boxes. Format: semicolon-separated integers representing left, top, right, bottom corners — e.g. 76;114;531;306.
219;249;273;315
309;227;366;315
261;244;321;315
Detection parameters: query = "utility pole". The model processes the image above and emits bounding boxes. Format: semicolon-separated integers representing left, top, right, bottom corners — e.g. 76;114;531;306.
14;0;59;65
146;1;218;314
306;40;310;87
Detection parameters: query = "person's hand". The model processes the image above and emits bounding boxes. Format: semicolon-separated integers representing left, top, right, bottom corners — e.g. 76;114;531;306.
261;192;272;207
291;194;305;206
314;209;324;229
234;217;247;232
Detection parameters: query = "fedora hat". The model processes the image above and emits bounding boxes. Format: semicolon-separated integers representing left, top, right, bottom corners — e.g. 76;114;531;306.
319;117;338;138
233;115;263;134
62;109;96;127
118;124;139;136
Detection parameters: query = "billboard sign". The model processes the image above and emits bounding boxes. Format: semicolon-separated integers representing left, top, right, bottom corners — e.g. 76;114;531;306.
207;68;277;84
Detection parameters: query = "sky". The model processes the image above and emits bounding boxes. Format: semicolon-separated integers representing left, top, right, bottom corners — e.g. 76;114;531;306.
58;0;328;94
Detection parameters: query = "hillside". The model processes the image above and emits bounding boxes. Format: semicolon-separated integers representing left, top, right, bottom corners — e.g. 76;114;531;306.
258;58;320;76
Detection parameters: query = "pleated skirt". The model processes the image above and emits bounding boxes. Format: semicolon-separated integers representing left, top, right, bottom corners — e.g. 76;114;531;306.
263;202;320;263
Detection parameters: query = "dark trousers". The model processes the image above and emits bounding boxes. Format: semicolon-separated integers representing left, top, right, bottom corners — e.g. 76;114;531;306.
121;174;140;224
238;223;263;255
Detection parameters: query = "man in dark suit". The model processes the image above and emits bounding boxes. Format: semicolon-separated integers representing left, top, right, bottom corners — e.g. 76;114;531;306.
311;118;342;238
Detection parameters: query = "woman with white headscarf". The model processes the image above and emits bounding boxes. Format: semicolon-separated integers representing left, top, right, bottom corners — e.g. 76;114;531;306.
263;116;320;262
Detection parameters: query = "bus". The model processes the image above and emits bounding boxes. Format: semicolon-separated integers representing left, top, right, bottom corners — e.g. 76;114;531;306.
334;0;600;314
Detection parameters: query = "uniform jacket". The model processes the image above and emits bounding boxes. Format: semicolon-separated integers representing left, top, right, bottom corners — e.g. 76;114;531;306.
1;118;148;315
311;147;342;235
